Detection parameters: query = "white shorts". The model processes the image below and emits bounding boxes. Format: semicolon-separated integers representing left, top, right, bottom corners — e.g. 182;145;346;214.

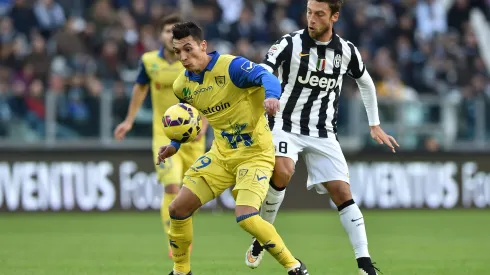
273;128;350;194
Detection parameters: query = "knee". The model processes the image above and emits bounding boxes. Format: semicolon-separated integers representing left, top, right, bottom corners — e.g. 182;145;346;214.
168;200;192;218
165;184;180;194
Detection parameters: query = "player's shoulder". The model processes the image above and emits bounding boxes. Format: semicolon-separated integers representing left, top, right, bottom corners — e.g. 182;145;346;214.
219;54;238;63
141;50;160;63
335;33;358;50
173;70;187;87
172;73;187;98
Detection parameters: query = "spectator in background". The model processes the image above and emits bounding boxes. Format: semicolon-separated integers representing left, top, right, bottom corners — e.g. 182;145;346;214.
0;0;487;149
8;0;38;36
416;0;447;41
0;81;11;136
25;33;51;81
33;0;65;38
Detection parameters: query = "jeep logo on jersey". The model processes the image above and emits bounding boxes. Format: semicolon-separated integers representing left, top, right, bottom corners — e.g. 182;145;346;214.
297;71;338;90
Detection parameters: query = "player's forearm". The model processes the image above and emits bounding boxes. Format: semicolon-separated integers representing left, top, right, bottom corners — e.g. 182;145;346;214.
200;116;209;134
355;71;380;126
258;72;281;99
125;84;148;123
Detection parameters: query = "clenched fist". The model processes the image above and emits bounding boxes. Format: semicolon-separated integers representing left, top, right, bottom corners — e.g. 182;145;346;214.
264;98;280;117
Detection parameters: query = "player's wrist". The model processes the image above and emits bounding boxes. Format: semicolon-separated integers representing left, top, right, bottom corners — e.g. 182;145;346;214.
170;140;181;151
124;118;135;125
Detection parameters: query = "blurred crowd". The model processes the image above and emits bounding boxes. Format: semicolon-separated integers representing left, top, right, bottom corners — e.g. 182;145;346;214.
0;0;489;149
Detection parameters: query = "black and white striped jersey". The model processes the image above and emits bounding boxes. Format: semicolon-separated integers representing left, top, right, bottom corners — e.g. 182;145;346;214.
260;29;366;138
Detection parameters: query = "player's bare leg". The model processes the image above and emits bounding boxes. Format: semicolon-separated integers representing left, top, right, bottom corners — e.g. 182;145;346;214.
161;183;184;258
167;186;201;275
235;190;308;274
246;156;293;268
324;180;380;275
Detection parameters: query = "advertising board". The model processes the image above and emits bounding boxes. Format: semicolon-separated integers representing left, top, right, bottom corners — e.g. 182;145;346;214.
1;150;489;211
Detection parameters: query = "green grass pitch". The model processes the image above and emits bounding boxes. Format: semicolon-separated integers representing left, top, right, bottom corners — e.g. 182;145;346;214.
1;210;488;275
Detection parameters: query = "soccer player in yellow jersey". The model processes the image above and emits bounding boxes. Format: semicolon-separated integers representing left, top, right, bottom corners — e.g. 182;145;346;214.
156;22;309;275
114;15;207;258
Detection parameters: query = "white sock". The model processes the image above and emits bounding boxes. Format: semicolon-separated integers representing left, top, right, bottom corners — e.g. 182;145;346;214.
339;201;370;259
259;185;285;224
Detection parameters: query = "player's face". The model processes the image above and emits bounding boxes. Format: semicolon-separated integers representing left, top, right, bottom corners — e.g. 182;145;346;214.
161;24;175;52
173;36;207;72
306;0;339;40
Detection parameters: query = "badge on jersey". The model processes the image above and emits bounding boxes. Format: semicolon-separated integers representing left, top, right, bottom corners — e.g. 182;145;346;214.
317;59;326;71
334;54;342;68
239;168;249;179
267;45;278;56
241;61;256;73
253;168;268;186
215;76;226;87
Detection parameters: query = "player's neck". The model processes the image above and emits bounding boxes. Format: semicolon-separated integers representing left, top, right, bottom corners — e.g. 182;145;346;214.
316;28;333;43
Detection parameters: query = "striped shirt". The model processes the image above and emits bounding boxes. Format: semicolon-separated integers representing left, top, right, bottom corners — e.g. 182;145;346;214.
261;29;366;138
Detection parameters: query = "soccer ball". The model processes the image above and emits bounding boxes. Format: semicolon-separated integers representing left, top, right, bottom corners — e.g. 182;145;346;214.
162;103;202;143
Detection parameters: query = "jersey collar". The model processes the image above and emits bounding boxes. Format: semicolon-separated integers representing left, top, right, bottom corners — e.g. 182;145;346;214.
185;51;220;78
158;47;165;58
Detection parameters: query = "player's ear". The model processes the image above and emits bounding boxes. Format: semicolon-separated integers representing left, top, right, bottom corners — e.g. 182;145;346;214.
201;40;207;52
331;11;339;22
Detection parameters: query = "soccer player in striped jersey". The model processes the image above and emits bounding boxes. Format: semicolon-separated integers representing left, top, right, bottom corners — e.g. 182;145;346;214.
244;1;399;275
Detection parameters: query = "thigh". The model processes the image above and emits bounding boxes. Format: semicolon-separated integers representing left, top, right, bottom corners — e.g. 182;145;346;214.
233;148;275;210
183;150;235;205
180;137;207;173
303;136;350;194
153;140;183;185
272;128;302;163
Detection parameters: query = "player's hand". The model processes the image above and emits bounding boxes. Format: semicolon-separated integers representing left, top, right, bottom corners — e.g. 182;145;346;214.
264;98;280;117
156;145;177;165
114;120;133;141
370;125;400;153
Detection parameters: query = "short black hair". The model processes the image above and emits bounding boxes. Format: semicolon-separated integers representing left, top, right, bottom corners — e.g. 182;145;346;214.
172;21;204;42
311;0;344;15
160;14;183;30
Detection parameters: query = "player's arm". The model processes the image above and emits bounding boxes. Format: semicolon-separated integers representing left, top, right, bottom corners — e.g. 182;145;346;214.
114;59;150;140
260;35;291;74
229;57;281;116
347;43;399;152
195;115;208;141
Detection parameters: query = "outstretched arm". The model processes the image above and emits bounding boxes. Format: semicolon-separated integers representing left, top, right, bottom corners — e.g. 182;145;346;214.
348;44;399;152
114;60;149;140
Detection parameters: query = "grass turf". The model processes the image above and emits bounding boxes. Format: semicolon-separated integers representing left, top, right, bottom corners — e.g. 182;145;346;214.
0;210;487;275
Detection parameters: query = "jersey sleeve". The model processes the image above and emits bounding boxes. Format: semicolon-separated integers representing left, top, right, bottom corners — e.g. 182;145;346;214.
135;58;150;84
261;35;291;73
229;57;281;99
346;42;366;79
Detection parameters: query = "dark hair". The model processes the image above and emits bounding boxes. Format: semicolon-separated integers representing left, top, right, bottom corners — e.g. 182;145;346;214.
160;14;183;30
312;0;344;15
172;21;203;42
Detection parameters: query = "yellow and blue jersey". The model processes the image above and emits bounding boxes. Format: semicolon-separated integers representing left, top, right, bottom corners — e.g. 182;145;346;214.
136;48;185;138
172;51;281;157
